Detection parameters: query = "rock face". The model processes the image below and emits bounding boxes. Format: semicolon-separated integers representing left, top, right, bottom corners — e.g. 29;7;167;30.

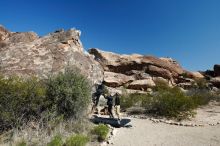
0;25;218;91
0;25;103;85
210;77;220;88
104;71;135;87
128;78;156;90
0;25;10;41
88;48;188;91
186;71;204;79
214;64;220;77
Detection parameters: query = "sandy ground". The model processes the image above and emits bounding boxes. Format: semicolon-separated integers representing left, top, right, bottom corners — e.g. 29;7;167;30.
105;102;220;146
109;118;220;146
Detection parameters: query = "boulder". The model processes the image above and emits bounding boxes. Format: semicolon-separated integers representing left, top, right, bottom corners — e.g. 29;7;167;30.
0;26;103;85
146;65;173;80
204;70;215;78
177;82;194;89
88;48;185;80
210;77;220;88
152;77;173;86
128;79;155;90
104;72;135;87
186;71;204;79
214;64;220;76
106;86;148;95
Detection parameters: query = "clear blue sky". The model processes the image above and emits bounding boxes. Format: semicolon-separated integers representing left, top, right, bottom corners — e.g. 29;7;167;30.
0;0;219;71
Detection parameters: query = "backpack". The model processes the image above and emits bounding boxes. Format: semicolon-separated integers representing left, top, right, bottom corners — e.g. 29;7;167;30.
107;96;113;106
97;84;104;95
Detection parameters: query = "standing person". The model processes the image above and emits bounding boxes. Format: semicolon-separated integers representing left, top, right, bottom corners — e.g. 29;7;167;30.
114;92;121;120
106;93;114;118
91;82;104;114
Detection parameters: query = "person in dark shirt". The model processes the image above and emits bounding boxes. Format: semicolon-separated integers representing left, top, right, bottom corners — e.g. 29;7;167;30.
91;82;104;114
106;93;114;118
114;92;121;120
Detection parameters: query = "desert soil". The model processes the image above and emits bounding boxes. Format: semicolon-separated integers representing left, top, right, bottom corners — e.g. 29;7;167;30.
106;102;220;146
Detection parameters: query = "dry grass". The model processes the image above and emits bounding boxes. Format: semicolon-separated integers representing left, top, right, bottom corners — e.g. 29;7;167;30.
0;118;92;146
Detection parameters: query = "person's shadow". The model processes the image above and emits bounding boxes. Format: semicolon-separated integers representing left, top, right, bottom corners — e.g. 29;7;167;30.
90;115;132;128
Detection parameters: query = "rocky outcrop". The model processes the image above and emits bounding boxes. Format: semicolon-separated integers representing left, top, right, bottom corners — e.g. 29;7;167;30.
127;78;156;90
0;25;103;85
210;77;220;88
186;71;204;79
0;25;10;41
89;48;187;91
214;64;220;77
0;25;218;92
89;48;184;79
104;72;135;87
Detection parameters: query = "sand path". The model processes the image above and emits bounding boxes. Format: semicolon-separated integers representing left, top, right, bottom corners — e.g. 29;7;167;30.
107;102;220;146
109;118;220;146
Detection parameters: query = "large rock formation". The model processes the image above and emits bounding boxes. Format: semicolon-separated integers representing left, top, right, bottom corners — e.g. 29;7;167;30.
88;48;188;91
0;25;103;85
0;25;218;92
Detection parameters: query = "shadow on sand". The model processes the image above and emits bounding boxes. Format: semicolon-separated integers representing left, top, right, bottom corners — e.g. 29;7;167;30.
90;115;131;128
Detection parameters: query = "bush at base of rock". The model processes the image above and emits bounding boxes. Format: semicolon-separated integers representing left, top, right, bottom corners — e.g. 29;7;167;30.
0;68;91;133
121;81;218;120
0;75;46;132
45;68;91;119
147;87;196;120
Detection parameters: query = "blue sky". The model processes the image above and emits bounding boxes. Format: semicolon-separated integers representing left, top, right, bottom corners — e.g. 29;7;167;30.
0;0;219;71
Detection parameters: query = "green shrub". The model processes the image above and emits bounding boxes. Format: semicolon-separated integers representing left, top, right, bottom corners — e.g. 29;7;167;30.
45;68;91;119
0;76;46;131
120;94;134;110
121;83;205;120
153;79;171;91
193;78;208;89
16;140;27;146
66;134;89;146
187;89;214;105
91;124;109;142
117;80;216;120
120;93;147;110
148;87;196;120
47;135;63;146
0;68;92;133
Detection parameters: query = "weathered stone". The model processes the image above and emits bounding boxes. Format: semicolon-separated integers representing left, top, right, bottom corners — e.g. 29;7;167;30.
104;71;135;87
187;71;204;79
204;70;215;78
88;48;185;79
210;77;220;88
9;32;39;43
106;86;148;95
0;26;103;85
146;65;173;80
177;82;194;89
0;25;10;41
128;79;156;90
214;64;220;76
